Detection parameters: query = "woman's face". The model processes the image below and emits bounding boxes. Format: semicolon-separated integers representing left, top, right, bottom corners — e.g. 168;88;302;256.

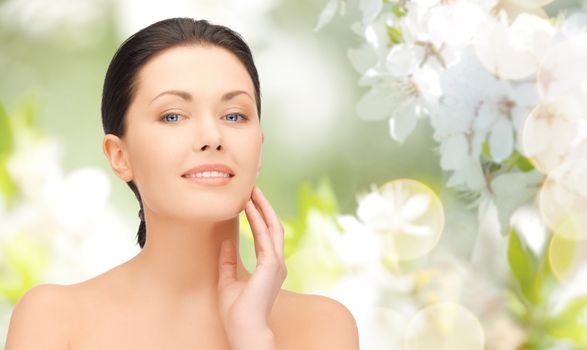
104;45;263;223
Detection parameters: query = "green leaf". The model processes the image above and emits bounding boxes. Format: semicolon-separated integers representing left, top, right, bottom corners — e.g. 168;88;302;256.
0;154;19;207
0;102;13;154
487;162;501;173
242;179;340;264
501;149;535;173
515;154;534;172
267;179;343;292
507;227;542;304
545;296;587;347
298;177;338;217
0;235;49;305
11;94;39;129
504;289;529;321
482;139;491;159
537;234;557;298
0;102;19;205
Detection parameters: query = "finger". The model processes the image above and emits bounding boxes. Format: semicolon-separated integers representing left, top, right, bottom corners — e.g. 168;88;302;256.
251;186;285;259
250;187;278;230
245;200;264;258
244;199;276;260
251;187;284;260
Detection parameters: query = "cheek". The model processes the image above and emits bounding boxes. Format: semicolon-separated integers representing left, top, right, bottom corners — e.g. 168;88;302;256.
128;128;186;201
129;124;262;219
137;132;183;175
231;135;262;200
238;136;262;174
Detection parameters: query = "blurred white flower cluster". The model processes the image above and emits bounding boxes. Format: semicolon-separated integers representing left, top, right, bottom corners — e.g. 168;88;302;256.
2;130;137;279
316;0;587;348
317;0;587;217
0;118;137;343
320;179;522;349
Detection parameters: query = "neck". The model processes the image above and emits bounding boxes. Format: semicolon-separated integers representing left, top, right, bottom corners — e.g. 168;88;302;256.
124;209;252;304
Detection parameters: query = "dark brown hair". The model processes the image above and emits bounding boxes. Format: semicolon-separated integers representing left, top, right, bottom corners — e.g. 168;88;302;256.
101;17;261;249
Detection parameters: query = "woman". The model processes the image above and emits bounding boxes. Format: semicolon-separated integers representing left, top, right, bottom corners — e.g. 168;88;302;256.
5;18;359;349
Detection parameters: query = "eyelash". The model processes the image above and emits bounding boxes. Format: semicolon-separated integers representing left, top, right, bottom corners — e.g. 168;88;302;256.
160;113;248;123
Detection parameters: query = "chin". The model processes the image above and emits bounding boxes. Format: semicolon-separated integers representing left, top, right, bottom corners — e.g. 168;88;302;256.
173;185;252;220
180;202;244;223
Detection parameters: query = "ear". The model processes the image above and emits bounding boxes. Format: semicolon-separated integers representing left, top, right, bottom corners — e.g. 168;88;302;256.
103;134;133;182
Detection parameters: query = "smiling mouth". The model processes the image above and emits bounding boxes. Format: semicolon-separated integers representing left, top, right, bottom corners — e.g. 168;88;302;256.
182;171;235;179
181;172;235;186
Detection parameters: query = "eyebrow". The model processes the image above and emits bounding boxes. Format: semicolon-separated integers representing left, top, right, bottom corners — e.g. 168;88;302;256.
150;89;253;104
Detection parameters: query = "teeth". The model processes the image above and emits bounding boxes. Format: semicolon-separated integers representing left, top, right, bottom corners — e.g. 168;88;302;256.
184;171;231;178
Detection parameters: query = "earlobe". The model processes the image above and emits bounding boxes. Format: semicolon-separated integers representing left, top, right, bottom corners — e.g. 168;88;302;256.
103;134;133;182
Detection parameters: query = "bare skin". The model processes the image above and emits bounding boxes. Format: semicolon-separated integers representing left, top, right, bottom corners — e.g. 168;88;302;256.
64;253;310;349
4;44;360;350
83;45;288;348
64;189;307;350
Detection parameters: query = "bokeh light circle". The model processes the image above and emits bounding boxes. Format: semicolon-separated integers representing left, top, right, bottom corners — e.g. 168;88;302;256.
369;179;445;262
507;0;554;9
549;234;587;282
521;103;579;175
538;143;587;241
403;302;485;350
536;35;587;102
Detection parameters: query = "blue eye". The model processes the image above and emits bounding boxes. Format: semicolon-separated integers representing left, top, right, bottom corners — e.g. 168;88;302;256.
224;113;247;122
161;113;182;123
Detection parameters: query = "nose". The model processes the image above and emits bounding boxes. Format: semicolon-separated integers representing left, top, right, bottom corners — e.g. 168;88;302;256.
195;115;223;152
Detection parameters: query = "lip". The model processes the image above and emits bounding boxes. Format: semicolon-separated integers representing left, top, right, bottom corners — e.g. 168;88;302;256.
182;163;235;177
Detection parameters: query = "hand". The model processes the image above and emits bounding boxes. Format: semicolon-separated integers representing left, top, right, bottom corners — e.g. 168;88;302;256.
217;185;287;348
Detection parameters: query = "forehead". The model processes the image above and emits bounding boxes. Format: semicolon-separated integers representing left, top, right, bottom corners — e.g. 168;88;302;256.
133;45;255;100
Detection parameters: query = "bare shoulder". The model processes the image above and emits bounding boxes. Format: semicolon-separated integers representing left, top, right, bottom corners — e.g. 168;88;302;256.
5;283;73;350
275;290;360;350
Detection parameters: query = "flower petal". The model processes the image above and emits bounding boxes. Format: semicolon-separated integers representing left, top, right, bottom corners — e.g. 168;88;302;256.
489;117;514;162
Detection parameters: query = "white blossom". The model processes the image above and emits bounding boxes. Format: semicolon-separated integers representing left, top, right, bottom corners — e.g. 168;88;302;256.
327;214;384;271
359;0;383;25
314;0;342;32
356;183;434;238
404;0;489;51
2;132;137;285
474;12;555;80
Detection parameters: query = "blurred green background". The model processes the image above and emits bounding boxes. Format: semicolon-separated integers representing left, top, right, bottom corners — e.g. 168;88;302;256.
3;0;587;348
0;0;442;344
0;0;442;220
